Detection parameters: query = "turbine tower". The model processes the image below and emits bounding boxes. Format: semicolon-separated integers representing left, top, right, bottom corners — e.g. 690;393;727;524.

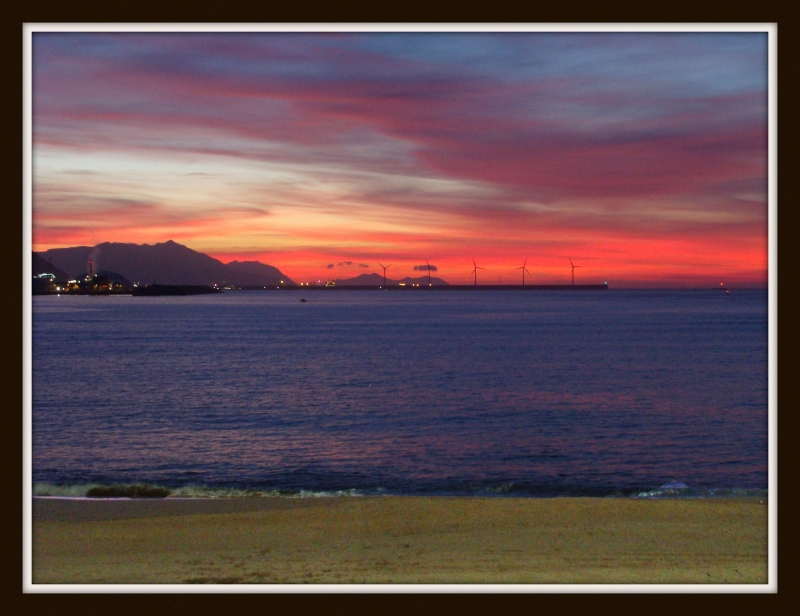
471;259;484;287
379;263;392;288
426;259;431;286
569;258;581;286
515;258;532;286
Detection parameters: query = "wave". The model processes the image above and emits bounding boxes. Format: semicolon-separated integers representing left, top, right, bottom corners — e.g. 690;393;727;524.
634;486;767;499
32;482;367;499
32;481;767;500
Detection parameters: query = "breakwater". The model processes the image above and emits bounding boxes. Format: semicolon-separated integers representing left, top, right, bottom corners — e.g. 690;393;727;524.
131;284;221;296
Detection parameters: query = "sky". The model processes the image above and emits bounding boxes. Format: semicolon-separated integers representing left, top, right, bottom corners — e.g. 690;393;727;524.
31;31;769;287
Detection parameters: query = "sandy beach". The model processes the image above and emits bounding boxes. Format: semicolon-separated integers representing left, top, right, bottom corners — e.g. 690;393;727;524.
31;496;768;585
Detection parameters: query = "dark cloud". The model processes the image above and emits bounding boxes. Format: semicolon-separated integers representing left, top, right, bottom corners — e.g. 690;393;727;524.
359;263;369;268
413;263;438;271
337;260;353;266
326;263;334;269
33;34;767;213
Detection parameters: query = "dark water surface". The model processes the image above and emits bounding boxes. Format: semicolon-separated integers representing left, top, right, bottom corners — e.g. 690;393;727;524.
31;290;768;497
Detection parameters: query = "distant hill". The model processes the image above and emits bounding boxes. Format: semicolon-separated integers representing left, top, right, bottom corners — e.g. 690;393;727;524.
397;276;449;286
335;273;449;286
36;240;294;287
223;260;293;285
95;270;134;288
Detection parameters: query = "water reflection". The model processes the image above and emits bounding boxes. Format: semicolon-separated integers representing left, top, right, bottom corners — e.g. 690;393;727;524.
32;290;768;495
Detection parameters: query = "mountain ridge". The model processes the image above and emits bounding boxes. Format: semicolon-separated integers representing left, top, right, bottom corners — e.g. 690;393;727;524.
36;240;294;286
334;272;449;286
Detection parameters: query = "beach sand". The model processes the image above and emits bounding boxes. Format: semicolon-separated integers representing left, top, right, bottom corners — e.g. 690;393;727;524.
31;496;768;585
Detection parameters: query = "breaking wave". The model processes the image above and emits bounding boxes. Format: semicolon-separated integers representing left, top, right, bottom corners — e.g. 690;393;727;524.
33;482;367;499
33;481;767;500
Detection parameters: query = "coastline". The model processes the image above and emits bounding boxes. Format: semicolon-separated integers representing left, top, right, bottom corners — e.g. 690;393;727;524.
31;495;768;585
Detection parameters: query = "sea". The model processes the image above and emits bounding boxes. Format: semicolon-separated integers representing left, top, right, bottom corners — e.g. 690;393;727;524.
30;289;769;499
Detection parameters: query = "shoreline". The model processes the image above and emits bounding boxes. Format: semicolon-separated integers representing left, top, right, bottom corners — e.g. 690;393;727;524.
31;495;768;585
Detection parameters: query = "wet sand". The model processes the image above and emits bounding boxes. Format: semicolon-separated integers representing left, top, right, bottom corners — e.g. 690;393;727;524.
31;496;768;585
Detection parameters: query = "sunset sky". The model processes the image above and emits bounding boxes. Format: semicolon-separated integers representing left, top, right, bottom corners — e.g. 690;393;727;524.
31;31;769;287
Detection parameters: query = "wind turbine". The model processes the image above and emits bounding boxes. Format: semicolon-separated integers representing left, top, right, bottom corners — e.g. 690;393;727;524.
515;258;532;286
569;258;581;286
471;259;484;287
425;259;431;286
379;263;392;287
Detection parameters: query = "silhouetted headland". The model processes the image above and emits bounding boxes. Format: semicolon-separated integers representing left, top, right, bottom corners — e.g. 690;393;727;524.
35;240;293;288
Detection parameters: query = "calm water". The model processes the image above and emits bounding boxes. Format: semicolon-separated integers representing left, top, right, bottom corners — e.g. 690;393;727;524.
31;289;768;497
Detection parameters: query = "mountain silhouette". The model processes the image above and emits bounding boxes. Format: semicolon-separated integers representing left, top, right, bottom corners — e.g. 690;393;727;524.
334;273;448;286
36;240;294;286
397;276;449;286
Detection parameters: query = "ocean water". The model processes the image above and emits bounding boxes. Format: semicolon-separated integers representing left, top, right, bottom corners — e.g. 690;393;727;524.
30;289;768;498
